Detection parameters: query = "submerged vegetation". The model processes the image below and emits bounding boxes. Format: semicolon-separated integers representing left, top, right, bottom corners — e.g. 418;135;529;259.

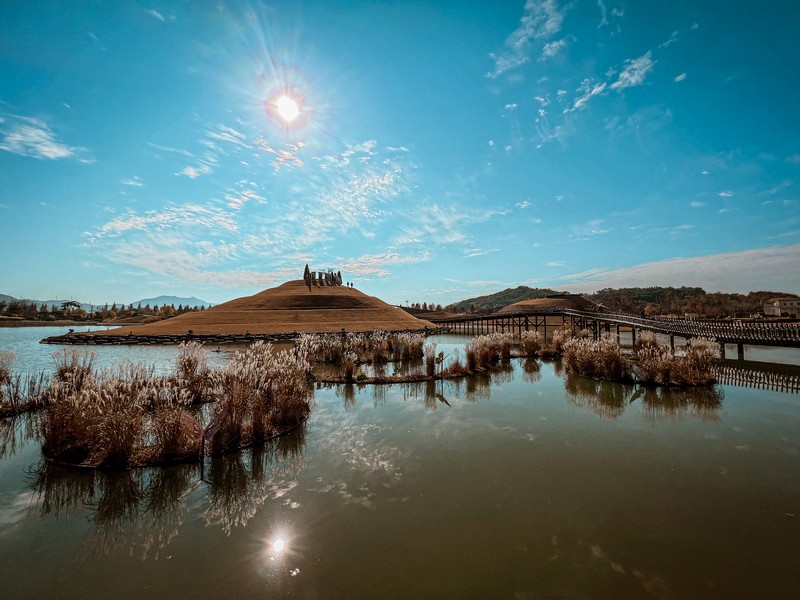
0;324;723;470
559;330;719;386
31;342;313;469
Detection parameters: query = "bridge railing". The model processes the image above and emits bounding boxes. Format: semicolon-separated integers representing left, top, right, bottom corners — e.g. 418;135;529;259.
564;310;800;345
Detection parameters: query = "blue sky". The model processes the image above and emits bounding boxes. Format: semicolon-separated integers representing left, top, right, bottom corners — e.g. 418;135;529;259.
1;0;798;306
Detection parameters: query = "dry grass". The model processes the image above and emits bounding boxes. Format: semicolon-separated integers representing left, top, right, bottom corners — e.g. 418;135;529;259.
562;334;631;382
38;341;313;468
520;331;543;356
632;333;718;386
89;280;435;336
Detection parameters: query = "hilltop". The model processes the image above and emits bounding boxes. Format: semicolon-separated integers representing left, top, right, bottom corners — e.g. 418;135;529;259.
92;280;434;336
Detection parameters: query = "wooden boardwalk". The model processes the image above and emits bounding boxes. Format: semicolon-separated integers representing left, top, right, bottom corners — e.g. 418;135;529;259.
430;309;800;357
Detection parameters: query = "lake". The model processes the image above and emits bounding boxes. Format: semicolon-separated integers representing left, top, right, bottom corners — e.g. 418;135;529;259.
0;327;798;599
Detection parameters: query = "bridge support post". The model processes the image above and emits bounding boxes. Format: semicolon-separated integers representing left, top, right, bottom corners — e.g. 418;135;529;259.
737;343;745;361
669;335;675;351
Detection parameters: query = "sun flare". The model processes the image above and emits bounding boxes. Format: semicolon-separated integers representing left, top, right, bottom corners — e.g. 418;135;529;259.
275;96;299;123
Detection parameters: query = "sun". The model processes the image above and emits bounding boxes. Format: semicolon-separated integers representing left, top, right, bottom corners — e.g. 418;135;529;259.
275;95;300;123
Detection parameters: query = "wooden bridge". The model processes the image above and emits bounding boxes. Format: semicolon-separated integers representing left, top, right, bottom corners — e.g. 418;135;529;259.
429;309;800;359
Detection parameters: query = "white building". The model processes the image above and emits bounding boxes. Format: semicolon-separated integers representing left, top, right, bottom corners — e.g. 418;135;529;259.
763;297;800;318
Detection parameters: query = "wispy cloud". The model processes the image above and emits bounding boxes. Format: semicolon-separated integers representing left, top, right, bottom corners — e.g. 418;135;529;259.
176;164;212;179
718;190;734;197
258;139;305;170
120;176;144;187
487;0;566;78
610;51;655;91
540;38;567;61
337;251;429;277
674;73;687;83
144;9;166;22
0;114;86;160
88;204;238;240
558;245;800;293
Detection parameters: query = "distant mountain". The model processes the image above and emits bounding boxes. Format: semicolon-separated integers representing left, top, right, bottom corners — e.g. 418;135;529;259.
0;294;93;311
1;293;213;311
129;295;214;309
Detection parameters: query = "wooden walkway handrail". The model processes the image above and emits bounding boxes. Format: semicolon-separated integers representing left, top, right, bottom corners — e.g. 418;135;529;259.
432;309;800;348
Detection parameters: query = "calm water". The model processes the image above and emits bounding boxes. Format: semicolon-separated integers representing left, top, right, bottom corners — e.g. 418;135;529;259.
0;329;798;599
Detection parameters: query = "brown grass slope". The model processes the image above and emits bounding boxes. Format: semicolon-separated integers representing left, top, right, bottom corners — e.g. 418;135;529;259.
93;280;434;335
497;294;597;314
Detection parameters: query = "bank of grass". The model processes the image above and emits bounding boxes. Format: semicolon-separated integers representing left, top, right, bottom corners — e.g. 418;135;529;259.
301;331;518;384
38;341;313;469
559;330;719;386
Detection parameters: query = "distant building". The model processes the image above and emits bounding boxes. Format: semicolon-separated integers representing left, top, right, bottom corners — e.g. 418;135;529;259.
763;297;800;318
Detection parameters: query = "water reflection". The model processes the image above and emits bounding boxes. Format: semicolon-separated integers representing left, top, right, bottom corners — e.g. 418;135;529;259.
565;374;632;420
522;357;542;384
0;414;39;459
564;373;724;422
637;386;723;423
28;425;307;557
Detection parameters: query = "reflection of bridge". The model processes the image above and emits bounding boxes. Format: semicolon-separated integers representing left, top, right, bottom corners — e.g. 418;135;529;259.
430;309;800;358
714;361;800;393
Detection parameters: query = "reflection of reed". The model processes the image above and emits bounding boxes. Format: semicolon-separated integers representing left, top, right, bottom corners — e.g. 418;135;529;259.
0;413;39;459
204;424;307;534
28;425;307;556
562;373;724;423
371;384;387;407
31;460;97;520
336;383;356;409
522;358;542;384
638;386;723;423
564;374;630;420
465;372;492;403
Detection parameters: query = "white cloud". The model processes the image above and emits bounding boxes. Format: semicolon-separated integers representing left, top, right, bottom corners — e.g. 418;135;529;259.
145;9;166;21
718;190;734;197
540;38;567;60
89;204;238;240
558;245;800;293
571;81;607;111
0;114;86;160
176;164;213;179
120;176;144;187
689;201;704;208
337;251;429;276
597;0;608;27
487;0;566;78
674;73;687;82
610;51;655;91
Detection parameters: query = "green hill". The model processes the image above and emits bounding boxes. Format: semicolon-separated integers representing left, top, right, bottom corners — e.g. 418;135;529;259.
447;286;562;313
447;286;798;318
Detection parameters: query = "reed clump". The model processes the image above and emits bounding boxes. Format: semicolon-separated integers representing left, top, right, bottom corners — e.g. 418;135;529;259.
632;333;718;386
561;331;718;387
520;331;543;356
175;341;210;401
38;341;313;469
562;334;632;382
465;333;514;371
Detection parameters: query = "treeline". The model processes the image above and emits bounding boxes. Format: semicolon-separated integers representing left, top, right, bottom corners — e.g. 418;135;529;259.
445;285;797;319
587;288;795;318
0;299;206;322
407;302;444;312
